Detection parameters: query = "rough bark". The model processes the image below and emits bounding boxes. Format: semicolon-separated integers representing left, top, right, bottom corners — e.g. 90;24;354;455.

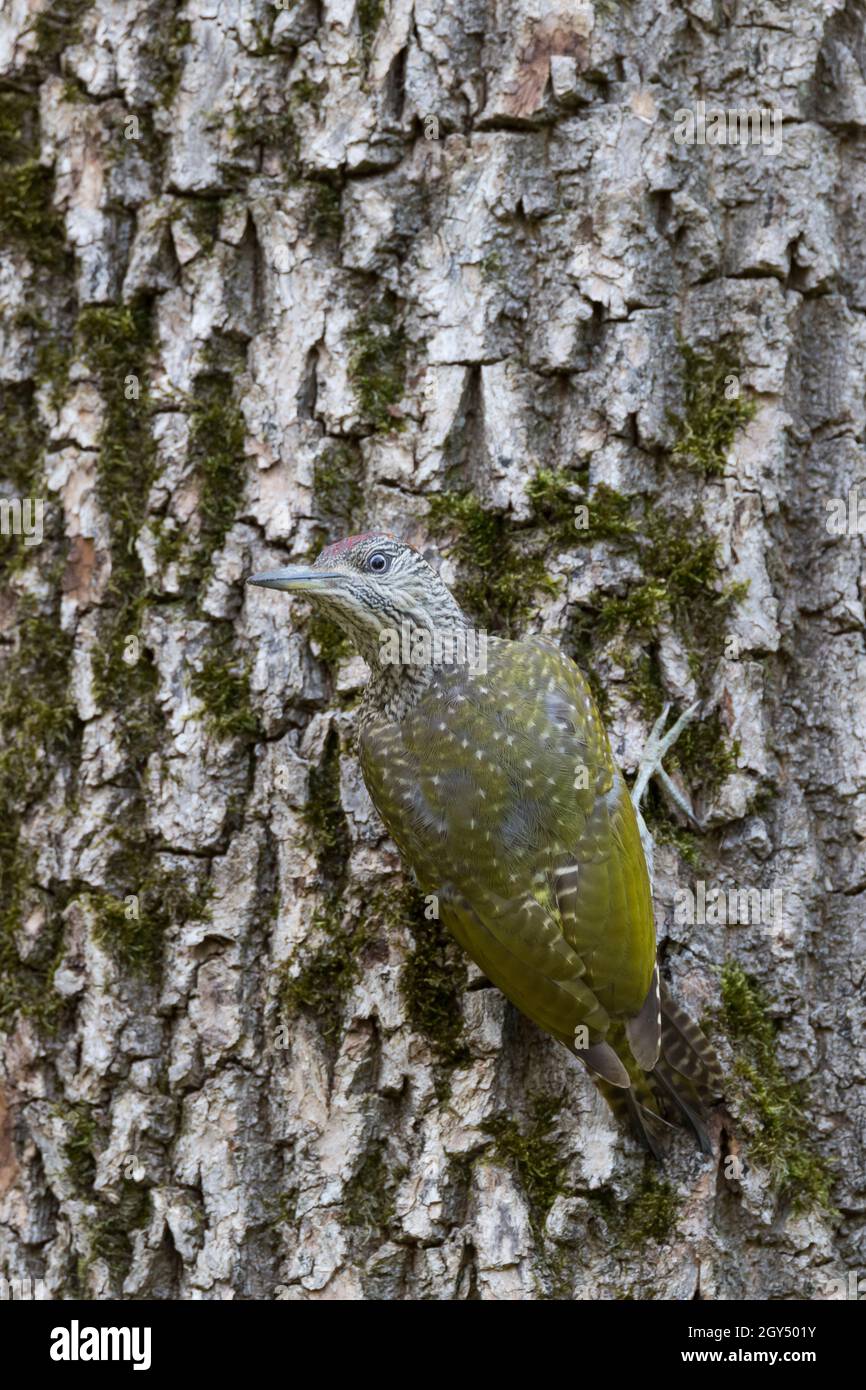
0;0;863;1300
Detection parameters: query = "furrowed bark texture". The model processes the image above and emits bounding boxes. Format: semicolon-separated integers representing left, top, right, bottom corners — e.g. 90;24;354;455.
0;0;864;1300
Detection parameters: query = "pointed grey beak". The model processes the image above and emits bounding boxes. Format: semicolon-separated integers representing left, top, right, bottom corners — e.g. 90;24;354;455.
247;567;342;593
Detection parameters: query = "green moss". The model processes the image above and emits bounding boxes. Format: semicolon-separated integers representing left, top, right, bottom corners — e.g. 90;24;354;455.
561;607;611;721
266;1188;299;1228
30;1;92;64
292;76;326;109
89;890;159;979
427;470;644;642
0;69;68;268
231;107;299;169
89;854;211;979
525;467;579;532
528;469;637;547
650;512;743;631
0;125;80;1024
10;307;73;413
73;301;206;980
535;477;744;812
481;1095;567;1229
720;962;836;1216
400;884;470;1070
0;14;87;267
743;783;778;820
525;468;744;676
0;151;67;270
151;513;184;569
305;726;351;885
583;480;636;539
348;292;408;433
78;300;161;764
357;0;385;60
427;492;558;636
61;76;89;104
305;444;365;669
668;341;757;477
64;1104;98;1190
186;347;248;589
63;1103;150;1286
480;248;504;281
0;1;103;277
673;710;740;797
148;14;192;106
178;197;220;255
343;1141;406;1233
590;1170;680;1251
639;789;700;867
287;867;471;1067
0;88;39;165
189;646;261;741
280;899;374;1038
618;1170;679;1246
88;1181;150;1278
596;583;666;636
622;650;664;722
78;303;155;488
527;467;743;658
280;729;363;1037
307;611;352;668
0;380;44;493
176;350;257;759
0;597;79;1031
306;179;343;243
596;506;731;644
35;337;73;410
313;442;364;535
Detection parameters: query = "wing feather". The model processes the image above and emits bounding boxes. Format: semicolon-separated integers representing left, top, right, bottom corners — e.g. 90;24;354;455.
360;635;656;1052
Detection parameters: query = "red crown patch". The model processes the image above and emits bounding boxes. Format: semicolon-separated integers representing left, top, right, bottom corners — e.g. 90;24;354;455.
319;531;397;560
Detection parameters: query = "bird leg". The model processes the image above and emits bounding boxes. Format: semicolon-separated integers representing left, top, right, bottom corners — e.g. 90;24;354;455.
631;701;703;829
630;701;702;891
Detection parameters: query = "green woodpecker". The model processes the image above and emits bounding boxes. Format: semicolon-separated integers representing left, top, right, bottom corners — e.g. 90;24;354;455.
249;532;723;1155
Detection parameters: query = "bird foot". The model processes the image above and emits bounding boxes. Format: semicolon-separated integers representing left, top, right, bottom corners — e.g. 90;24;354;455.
631;701;703;830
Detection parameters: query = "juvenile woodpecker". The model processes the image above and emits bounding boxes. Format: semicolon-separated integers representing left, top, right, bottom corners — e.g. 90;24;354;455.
249;532;723;1155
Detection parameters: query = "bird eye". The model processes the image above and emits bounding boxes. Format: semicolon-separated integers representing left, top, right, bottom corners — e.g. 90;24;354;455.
367;552;390;574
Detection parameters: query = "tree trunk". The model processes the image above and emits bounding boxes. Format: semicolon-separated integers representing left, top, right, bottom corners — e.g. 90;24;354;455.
1;0;863;1301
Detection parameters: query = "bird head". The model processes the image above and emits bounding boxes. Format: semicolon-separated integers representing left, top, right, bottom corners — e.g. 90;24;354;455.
248;532;469;670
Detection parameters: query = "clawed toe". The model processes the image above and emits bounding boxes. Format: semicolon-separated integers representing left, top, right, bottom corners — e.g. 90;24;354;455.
631;700;703;828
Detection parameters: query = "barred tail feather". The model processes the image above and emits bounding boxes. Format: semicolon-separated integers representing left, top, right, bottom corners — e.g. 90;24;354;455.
594;988;724;1158
651;1061;714;1156
658;979;725;1101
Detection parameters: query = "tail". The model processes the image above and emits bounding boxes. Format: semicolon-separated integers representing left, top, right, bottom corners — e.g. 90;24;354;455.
596;982;725;1159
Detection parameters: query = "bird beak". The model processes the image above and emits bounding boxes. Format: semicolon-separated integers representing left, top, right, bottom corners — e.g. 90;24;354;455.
247;566;342;593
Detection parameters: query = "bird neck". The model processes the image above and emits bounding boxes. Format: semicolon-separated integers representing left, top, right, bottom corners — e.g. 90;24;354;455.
360;613;482;724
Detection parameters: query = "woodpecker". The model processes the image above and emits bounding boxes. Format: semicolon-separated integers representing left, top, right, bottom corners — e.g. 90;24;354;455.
249;532;723;1155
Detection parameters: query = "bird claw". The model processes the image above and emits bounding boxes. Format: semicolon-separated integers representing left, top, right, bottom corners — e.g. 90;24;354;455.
631;700;704;829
